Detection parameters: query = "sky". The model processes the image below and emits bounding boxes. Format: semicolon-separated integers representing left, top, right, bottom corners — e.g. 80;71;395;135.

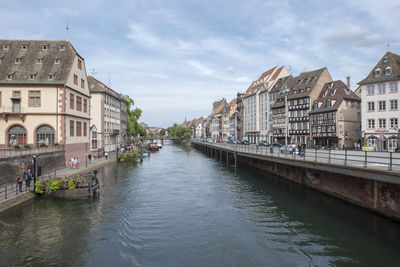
1;0;399;127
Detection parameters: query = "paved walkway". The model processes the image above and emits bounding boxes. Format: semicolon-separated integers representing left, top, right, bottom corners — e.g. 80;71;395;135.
0;153;117;212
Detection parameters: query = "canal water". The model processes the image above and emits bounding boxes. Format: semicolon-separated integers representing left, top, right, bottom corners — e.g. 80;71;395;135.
1;145;400;266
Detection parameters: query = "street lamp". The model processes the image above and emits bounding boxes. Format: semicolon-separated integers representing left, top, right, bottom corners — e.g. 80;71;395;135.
282;86;291;146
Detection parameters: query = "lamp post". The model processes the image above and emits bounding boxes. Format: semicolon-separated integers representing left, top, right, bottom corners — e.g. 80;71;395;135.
85;142;88;168
32;155;36;192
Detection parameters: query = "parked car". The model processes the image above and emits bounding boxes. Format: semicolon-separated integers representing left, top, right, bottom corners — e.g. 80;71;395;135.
241;140;249;145
259;141;270;146
226;140;234;144
280;145;299;155
217;139;224;143
272;141;283;147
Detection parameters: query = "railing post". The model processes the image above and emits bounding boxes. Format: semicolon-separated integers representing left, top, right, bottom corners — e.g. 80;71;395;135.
344;148;347;165
364;151;367;168
328;149;331;163
389;152;393;171
303;148;306;160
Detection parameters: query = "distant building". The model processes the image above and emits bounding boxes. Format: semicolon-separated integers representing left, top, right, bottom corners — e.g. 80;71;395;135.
235;93;245;141
0;40;90;165
120;95;128;145
359;51;400;151
309;80;361;149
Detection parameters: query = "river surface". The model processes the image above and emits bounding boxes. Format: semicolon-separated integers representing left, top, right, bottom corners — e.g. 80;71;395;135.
1;144;400;266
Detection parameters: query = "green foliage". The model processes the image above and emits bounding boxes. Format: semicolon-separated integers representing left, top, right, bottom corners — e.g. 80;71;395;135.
35;181;43;194
125;95;147;138
35;176;85;194
167;123;192;138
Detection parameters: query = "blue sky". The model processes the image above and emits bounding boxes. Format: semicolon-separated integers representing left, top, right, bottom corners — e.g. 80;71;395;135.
2;0;399;127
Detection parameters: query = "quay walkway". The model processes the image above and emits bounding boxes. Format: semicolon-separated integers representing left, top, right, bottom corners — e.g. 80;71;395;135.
195;141;400;172
0;153;116;213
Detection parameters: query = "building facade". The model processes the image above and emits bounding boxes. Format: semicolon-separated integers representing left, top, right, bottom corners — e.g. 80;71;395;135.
0;40;90;165
359;52;400;151
88;75;121;154
309;80;361;149
287;67;333;147
120;95;128;145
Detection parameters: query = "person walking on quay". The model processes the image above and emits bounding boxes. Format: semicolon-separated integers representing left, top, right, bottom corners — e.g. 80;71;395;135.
70;158;74;168
256;141;259;153
17;175;24;192
88;154;92;164
26;170;32;189
105;151;109;160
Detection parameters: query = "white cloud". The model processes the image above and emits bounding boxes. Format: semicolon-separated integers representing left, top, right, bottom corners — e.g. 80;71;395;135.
186;61;215;76
235;76;251;83
224;66;235;73
325;25;388;47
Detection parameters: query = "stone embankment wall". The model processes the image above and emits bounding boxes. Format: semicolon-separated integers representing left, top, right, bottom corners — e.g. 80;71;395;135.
0;150;65;184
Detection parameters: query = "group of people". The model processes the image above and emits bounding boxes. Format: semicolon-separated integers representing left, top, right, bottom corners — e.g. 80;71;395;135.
69;158;80;168
353;142;362;151
16;167;33;192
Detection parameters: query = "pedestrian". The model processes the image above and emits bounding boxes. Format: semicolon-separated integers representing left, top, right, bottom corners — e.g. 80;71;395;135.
105;151;109;160
88;154;92;164
357;143;361;151
256;141;259;153
91;154;94;164
17;175;24;192
354;142;357;150
74;158;78;168
70;158;74;168
26;170;32;188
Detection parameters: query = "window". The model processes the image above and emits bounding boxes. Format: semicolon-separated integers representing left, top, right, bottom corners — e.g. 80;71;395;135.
37;58;43;64
90;83;95;89
73;74;78;85
391;118;398;129
28;74;36;80
70;93;74;109
13;91;21;98
3;45;9;50
378;101;386;111
385;67;392;75
390;100;398;110
378;83;386;94
76;96;82;111
368;102;375;112
323;91;327;97
21;45;27;50
70;120;74;136
48;75;54;80
6;74;12;80
375;68;381;77
84;99;87;113
29;91;40;107
390;82;398;93
15;58;20;64
367;85;375;95
326;99;332;108
42;46;48;51
54;59;61;64
379;119;386;129
83;122;87;136
331;89;336;96
383;56;389;63
60;46;65;51
368;119;375;129
81;79;85;88
76;121;82;136
78;59;82;70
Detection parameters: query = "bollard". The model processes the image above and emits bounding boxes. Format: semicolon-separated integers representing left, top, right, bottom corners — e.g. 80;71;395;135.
364;151;367;168
389;152;393;171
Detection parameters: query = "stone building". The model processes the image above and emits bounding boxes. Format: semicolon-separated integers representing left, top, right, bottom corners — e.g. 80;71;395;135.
0;40;90;165
120;94;128;145
359;51;400;151
309;80;361;149
235;93;245;141
287;67;333;147
88;75;121;154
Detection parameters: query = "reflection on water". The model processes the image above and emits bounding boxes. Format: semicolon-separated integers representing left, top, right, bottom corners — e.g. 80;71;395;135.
1;145;400;266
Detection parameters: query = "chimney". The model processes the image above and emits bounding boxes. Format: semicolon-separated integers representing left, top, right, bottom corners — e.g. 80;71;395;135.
346;76;351;90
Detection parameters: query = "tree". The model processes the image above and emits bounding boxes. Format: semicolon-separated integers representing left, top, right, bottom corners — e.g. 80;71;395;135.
125;95;147;138
159;129;166;136
166;123;191;138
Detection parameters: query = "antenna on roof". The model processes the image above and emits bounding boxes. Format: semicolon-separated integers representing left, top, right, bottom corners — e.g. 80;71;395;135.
66;20;70;41
387;42;390;52
90;68;97;77
108;74;111;87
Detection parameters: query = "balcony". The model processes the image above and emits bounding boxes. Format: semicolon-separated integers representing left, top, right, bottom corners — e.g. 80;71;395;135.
1;106;26;122
111;129;120;135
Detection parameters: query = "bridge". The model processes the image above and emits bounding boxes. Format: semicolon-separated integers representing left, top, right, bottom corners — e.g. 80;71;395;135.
192;141;400;222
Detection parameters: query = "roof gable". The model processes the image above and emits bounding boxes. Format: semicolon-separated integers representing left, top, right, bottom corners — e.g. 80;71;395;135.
358;51;400;85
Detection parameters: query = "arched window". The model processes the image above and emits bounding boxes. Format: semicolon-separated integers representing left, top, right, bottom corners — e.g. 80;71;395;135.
8;125;26;146
36;125;54;147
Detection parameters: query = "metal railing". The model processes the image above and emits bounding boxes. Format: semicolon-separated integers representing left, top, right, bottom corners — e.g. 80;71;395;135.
194;141;400;172
0;145;64;159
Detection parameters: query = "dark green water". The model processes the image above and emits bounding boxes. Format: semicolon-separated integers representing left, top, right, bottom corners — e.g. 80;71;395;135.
1;144;400;266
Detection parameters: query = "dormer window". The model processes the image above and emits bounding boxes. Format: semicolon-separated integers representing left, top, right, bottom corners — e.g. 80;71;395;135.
3;45;9;50
15;58;20;64
385;67;392;75
328;82;333;88
21;45;27;50
331;89;336;96
37;58;43;64
54;59;61;64
383;56;389;63
6;74;12;80
48;75;54;80
375;68;382;77
306;87;310;91
297;79;301;84
90;83;95;89
60;46;65;51
42;45;48;51
323;91;327;97
28;74;36;80
326;99;332;108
